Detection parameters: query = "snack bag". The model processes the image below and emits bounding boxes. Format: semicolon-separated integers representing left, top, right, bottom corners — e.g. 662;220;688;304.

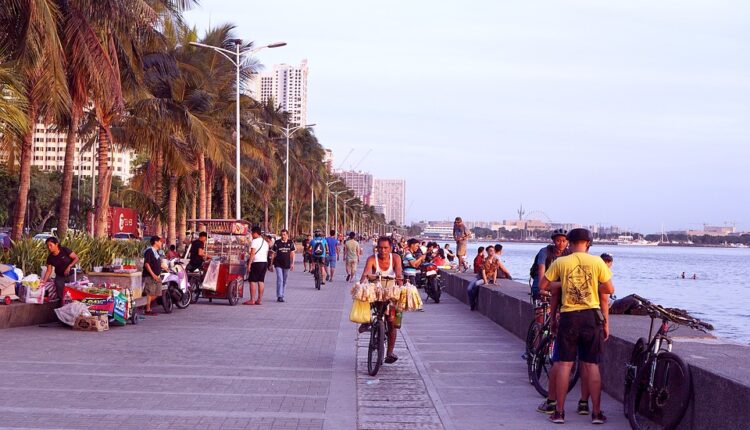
349;299;371;324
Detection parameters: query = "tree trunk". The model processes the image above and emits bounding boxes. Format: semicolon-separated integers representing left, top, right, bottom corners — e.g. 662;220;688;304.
57;110;80;238
94;125;113;238
167;175;177;248
198;152;206;220
222;173;229;219
190;192;197;232
263;202;269;233
206;163;213;219
152;150;163;238
10;103;36;241
178;203;187;252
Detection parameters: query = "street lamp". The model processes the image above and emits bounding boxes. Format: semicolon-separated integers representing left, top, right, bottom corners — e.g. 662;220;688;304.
189;40;286;220
325;179;340;233
258;121;316;230
330;191;346;234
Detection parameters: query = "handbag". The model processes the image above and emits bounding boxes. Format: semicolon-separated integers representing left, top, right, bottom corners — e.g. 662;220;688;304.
349;299;371;324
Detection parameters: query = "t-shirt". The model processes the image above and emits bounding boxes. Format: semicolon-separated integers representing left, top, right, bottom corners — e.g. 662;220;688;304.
310;237;328;257
326;237;339;258
473;254;485;274
480;256;499;279
344;239;360;261
302;239;310;254
251;237;269;263
47;247;74;277
189;239;205;268
453;223;468;242
272;239;295;269
445;248;455;262
544;252;612;313
142;247;162;278
533;247;548;280
403;251;418;276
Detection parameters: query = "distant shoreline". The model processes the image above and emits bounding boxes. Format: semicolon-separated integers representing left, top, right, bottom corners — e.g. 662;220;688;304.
420;237;746;249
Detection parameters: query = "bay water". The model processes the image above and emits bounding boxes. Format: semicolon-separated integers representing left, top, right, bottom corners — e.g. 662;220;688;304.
462;241;750;344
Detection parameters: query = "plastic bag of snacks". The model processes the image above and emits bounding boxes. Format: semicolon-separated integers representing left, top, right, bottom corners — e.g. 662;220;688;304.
350;282;377;303
349;299;371;324
397;283;423;312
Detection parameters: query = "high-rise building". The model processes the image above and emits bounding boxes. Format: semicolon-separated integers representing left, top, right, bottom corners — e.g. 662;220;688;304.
338;170;374;205
252;60;309;126
373;179;406;226
0;122;134;181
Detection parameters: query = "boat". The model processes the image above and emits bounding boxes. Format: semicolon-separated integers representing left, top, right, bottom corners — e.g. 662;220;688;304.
615;235;658;246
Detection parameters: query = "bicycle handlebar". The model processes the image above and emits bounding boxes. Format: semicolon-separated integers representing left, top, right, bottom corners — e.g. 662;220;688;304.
631;294;711;332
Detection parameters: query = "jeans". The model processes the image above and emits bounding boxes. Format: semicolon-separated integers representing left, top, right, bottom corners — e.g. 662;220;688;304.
275;266;289;298
466;278;485;308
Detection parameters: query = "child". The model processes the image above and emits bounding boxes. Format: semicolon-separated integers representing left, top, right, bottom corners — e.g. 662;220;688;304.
473;246;486;274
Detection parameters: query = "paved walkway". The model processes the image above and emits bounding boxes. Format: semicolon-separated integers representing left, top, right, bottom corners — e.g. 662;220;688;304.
0;255;628;429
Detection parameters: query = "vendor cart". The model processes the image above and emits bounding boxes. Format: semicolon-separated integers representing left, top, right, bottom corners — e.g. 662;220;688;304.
186;219;249;305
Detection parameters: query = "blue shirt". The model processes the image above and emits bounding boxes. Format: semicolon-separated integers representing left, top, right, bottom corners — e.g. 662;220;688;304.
326;237;339;257
403;252;418;276
310;237;329;258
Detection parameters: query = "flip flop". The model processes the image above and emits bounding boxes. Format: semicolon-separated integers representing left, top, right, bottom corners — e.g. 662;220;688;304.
255;301;262;305
242;300;255;305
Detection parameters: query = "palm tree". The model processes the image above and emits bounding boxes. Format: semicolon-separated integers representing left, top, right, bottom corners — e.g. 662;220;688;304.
0;60;29;144
1;0;70;241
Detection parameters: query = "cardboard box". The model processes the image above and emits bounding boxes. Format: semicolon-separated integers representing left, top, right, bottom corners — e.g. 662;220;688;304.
73;315;109;332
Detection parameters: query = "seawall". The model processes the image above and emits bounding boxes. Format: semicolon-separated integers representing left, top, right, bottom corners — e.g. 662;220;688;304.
440;270;750;429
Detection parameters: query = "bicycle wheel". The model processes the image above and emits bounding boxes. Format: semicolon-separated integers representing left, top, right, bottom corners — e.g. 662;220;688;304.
529;335;581;398
626;352;691;430
189;277;201;304
624;337;649;415
314;265;321;290
367;319;385;376
525;320;543;361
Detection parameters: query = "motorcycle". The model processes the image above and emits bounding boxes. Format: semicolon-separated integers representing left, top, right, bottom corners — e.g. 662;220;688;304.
160;259;190;311
417;261;442;303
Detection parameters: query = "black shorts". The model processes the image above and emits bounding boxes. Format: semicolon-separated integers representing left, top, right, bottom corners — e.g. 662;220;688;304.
303;253;312;263
556;309;603;364
311;256;326;265
247;262;268;282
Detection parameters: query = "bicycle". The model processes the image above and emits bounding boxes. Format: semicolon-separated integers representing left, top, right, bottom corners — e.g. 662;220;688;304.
525;290;581;397
367;300;391;376
311;257;324;290
623;294;711;430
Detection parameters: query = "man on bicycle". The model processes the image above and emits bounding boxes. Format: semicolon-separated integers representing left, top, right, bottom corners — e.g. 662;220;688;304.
540;228;614;425
359;236;404;364
309;230;329;285
530;229;569;300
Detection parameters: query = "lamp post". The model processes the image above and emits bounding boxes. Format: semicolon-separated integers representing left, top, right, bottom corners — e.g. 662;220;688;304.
343;197;357;233
189;40;286;220
258;121;316;230
331;191;346;234
325;179;340;233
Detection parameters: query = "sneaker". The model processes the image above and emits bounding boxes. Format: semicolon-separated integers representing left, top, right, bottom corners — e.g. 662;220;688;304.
591;411;607;425
536;399;556;414
549;410;565;424
577;400;590;415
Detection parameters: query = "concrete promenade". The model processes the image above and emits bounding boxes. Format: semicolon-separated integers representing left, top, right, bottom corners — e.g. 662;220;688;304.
0;256;626;429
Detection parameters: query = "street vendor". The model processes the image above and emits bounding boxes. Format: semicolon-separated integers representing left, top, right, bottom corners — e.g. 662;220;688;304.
359;236;404;364
142;235;163;316
187;231;209;272
41;237;79;305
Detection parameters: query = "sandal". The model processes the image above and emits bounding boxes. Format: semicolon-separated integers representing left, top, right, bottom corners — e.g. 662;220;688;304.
384;354;398;364
255;301;262;305
242;300;255;305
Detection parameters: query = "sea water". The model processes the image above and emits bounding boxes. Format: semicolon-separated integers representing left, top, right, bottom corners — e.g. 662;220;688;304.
460;241;750;344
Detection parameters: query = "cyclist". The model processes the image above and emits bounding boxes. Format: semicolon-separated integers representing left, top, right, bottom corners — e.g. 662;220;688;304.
539;228;614;425
402;238;426;285
309;230;330;285
530;229;570;301
187;231;209;272
359;236;404;364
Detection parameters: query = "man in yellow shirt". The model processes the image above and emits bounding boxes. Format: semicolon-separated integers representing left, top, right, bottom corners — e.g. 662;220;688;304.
540;228;614;425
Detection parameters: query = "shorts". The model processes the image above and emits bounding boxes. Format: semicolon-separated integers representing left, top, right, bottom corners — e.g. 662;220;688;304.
303;253;312;263
456;240;468;257
346;259;357;274
142;277;162;297
327;257;337;268
556;309;603;364
247;262;268;282
312;256;326;266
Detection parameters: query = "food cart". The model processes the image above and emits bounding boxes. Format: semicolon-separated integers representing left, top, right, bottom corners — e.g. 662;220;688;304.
188;219;249;305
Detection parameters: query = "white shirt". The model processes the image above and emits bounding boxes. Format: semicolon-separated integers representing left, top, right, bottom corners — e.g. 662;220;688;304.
251;237;268;263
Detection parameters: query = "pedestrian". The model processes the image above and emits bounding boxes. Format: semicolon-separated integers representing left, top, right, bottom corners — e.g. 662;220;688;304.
243;226;269;305
473;246;485;274
344;232;362;282
41;237;79;306
187;231;209;272
444;244;456;263
302;234;311;272
466;246;499;310
539;228;614;424
492;244;513;280
453;216;470;272
402;238;426;285
271;229;295;302
141;235;163;316
166;244;179;260
325;230;340;281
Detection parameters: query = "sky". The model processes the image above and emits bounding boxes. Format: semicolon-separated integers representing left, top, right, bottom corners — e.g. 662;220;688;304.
184;0;750;233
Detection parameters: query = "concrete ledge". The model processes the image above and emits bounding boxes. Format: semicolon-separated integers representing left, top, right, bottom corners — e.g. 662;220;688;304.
0;301;58;329
440;270;750;430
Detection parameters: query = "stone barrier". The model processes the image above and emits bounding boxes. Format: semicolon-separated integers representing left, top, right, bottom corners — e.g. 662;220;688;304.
0;301;58;329
440;270;750;430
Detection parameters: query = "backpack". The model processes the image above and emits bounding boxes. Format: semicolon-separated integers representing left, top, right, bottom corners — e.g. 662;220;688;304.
312;239;325;257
